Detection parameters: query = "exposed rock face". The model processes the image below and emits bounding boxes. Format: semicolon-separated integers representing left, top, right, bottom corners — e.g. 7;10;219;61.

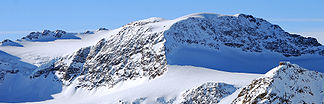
32;18;167;89
164;13;323;57
179;82;237;104
232;62;324;104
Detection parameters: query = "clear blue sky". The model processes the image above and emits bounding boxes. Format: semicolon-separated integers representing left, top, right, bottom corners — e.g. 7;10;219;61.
1;0;324;43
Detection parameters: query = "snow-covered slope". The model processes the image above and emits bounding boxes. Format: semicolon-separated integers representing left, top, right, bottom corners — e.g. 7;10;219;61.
0;51;61;103
0;51;35;82
33;65;261;104
232;62;324;104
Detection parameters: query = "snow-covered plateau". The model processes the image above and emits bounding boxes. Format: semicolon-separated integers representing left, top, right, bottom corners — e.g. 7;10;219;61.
0;13;323;104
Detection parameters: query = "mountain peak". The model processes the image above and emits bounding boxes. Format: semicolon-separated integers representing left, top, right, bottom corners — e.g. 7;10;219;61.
0;39;23;47
21;29;80;41
232;62;324;104
265;61;313;78
165;12;323;57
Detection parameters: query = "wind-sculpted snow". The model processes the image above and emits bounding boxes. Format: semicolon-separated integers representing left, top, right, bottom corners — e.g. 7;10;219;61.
165;13;323;57
232;62;324;104
32;18;167;89
179;82;237;104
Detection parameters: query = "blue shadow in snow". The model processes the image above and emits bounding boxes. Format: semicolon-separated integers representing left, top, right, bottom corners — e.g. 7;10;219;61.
0;51;62;103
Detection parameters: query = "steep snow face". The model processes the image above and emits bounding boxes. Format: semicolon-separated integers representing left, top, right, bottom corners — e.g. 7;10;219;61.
0;39;23;47
21;30;80;41
33;17;168;89
232;62;324;104
179;82;237;104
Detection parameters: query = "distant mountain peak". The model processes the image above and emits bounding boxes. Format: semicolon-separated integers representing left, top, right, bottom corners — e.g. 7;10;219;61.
21;29;80;41
96;27;109;31
0;39;23;47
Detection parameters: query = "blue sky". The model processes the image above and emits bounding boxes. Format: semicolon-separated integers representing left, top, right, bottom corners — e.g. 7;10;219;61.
1;0;324;43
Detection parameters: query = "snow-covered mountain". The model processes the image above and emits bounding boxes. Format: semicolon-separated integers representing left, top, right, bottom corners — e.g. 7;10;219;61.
232;62;324;104
0;39;23;47
0;13;323;103
20;30;80;41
